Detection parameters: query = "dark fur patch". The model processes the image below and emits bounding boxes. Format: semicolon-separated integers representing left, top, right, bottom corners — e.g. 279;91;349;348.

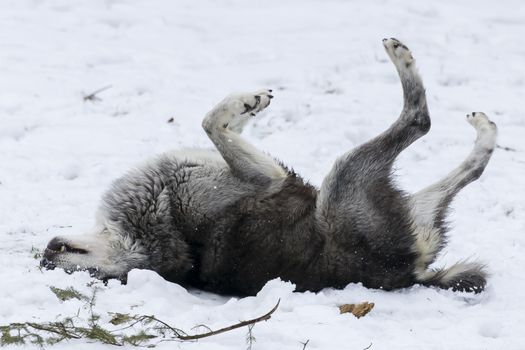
422;265;487;294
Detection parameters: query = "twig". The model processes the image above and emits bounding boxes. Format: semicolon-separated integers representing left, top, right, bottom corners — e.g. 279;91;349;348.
246;324;256;350
87;286;100;327
362;342;372;350
496;144;517;152
45;225;72;232
83;85;113;102
179;299;280;341
190;324;213;333
300;339;310;350
136;315;186;338
25;323;81;340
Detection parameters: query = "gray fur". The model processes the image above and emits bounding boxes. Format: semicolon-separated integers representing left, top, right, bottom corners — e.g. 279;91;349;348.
41;39;497;295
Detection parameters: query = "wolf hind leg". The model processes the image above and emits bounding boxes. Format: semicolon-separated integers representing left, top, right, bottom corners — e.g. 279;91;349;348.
410;112;497;231
411;112;497;290
316;38;430;233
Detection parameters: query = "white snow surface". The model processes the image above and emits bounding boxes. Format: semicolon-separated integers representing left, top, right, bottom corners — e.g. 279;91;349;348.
1;0;524;349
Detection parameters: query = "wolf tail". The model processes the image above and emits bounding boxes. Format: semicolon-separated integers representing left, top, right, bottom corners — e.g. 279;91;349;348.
415;261;487;293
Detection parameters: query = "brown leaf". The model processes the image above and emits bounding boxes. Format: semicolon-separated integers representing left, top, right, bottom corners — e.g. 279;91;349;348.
339;302;375;318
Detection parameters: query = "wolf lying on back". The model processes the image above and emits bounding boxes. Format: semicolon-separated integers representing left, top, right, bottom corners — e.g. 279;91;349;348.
41;38;497;295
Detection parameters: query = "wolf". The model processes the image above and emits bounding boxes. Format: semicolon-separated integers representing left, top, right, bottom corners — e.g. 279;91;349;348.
41;38;497;295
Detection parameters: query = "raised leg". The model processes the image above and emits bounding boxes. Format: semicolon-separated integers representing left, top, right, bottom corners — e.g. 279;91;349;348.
316;38;430;229
202;90;287;184
410;112;497;285
410;112;497;230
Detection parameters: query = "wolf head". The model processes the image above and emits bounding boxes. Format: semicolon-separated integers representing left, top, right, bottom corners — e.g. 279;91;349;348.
40;226;148;282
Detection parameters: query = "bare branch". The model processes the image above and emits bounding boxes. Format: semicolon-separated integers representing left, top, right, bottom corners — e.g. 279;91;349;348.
0;292;280;347
300;339;310;350
496;144;517;152
83;85;113;102
179;299;280;341
246;324;256;350
135;315;186;338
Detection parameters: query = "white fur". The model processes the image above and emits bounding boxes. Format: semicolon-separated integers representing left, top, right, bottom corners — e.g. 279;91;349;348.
412;226;442;279
202;91;287;180
410;112;497;229
50;226;147;277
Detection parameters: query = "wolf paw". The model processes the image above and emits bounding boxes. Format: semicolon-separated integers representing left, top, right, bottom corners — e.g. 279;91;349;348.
204;90;273;134
466;112;496;132
466;112;497;148
227;90;273;116
383;38;414;69
226;90;273;132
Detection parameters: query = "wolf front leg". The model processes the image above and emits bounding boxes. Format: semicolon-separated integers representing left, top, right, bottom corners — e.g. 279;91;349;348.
202;90;287;184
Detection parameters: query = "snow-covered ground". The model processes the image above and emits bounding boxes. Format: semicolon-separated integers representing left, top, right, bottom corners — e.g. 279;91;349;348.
1;0;524;348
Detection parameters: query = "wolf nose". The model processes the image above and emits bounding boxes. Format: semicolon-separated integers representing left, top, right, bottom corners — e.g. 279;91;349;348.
46;237;66;252
40;257;56;270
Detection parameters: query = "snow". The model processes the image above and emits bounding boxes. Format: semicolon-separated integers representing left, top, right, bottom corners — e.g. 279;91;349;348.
1;0;524;349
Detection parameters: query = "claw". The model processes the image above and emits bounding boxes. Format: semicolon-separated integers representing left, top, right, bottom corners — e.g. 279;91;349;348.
242;103;252;114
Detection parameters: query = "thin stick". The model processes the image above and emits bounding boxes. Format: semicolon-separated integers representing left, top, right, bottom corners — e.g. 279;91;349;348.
300;339;310;350
362;342;373;350
179;299;280;341
25;323;81;340
136;315;187;338
83;85;113;101
496;144;517;152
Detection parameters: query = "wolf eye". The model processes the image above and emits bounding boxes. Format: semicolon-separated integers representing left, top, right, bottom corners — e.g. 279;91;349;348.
46;238;89;254
64;245;89;254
